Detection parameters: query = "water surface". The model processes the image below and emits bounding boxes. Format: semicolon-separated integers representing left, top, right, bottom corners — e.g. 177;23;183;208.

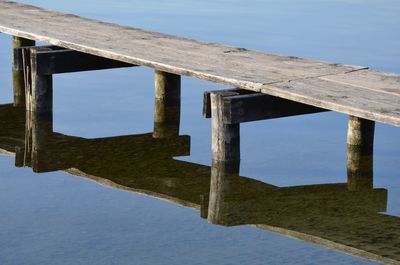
0;1;399;264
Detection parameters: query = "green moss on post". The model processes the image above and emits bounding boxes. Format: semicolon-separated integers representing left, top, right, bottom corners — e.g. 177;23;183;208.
347;116;375;191
153;70;181;138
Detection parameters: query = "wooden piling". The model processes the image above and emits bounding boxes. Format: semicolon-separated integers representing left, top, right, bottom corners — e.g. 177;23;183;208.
153;70;181;138
210;91;240;162
12;36;34;107
29;48;53;114
347;116;375;191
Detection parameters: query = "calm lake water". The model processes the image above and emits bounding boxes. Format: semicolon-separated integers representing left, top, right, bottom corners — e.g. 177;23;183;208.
1;1;399;264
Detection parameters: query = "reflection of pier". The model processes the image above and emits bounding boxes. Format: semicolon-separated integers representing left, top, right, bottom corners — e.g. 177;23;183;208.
0;104;398;265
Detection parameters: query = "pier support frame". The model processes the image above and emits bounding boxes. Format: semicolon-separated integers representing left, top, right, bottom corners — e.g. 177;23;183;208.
206;90;378;192
15;45;135;114
12;36;35;107
153;70;181;138
347;116;375;191
206;89;327;163
11;45;138;169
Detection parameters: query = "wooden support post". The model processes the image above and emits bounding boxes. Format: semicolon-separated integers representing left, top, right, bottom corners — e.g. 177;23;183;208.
153;70;181;138
207;159;240;225
347;116;375;191
12;36;35;107
29;47;53;114
210;91;240;162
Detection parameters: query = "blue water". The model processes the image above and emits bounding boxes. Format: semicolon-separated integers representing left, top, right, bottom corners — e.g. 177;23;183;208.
0;1;399;264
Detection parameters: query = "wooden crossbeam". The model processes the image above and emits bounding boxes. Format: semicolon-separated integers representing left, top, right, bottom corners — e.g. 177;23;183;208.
204;89;328;124
15;46;136;75
203;89;253;118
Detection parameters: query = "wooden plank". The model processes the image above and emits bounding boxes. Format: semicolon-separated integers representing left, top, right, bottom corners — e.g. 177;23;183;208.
322;69;400;96
34;47;135;75
224;93;327;124
0;1;399;126
14;45;65;71
0;2;363;85
204;89;328;124
203;89;254;118
262;76;400;126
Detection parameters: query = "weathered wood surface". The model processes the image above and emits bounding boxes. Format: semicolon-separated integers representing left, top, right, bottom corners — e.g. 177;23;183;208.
203;89;253;118
153;70;181;138
15;46;134;74
32;47;134;75
347;116;375;191
12;36;34;107
267;77;400;126
210;91;240;162
1;1;399;126
203;89;327;123
29;47;53;113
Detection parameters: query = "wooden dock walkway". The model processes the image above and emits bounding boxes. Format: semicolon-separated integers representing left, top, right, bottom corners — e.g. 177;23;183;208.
0;2;399;264
0;0;399;126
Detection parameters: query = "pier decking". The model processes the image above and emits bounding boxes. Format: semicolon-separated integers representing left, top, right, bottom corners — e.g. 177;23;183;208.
0;0;399;126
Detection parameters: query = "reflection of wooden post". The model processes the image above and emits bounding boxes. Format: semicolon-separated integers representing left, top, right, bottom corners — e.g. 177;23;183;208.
12;36;35;107
30;111;53;173
207;160;240;225
210;91;240;162
347;116;375;191
153;70;181;138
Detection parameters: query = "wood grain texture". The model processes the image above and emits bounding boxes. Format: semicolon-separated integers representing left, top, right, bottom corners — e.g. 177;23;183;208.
0;1;399;126
203;89;256;118
30;47;53;113
204;89;328;124
322;69;400;96
262;78;400;126
347;116;375;191
12;36;35;107
211;91;240;162
35;47;135;75
153;71;181;138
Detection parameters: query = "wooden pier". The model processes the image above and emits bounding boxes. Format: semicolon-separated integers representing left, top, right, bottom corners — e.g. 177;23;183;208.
0;2;399;264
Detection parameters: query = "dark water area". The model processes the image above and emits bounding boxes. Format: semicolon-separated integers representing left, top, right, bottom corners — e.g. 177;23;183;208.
1;1;400;264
